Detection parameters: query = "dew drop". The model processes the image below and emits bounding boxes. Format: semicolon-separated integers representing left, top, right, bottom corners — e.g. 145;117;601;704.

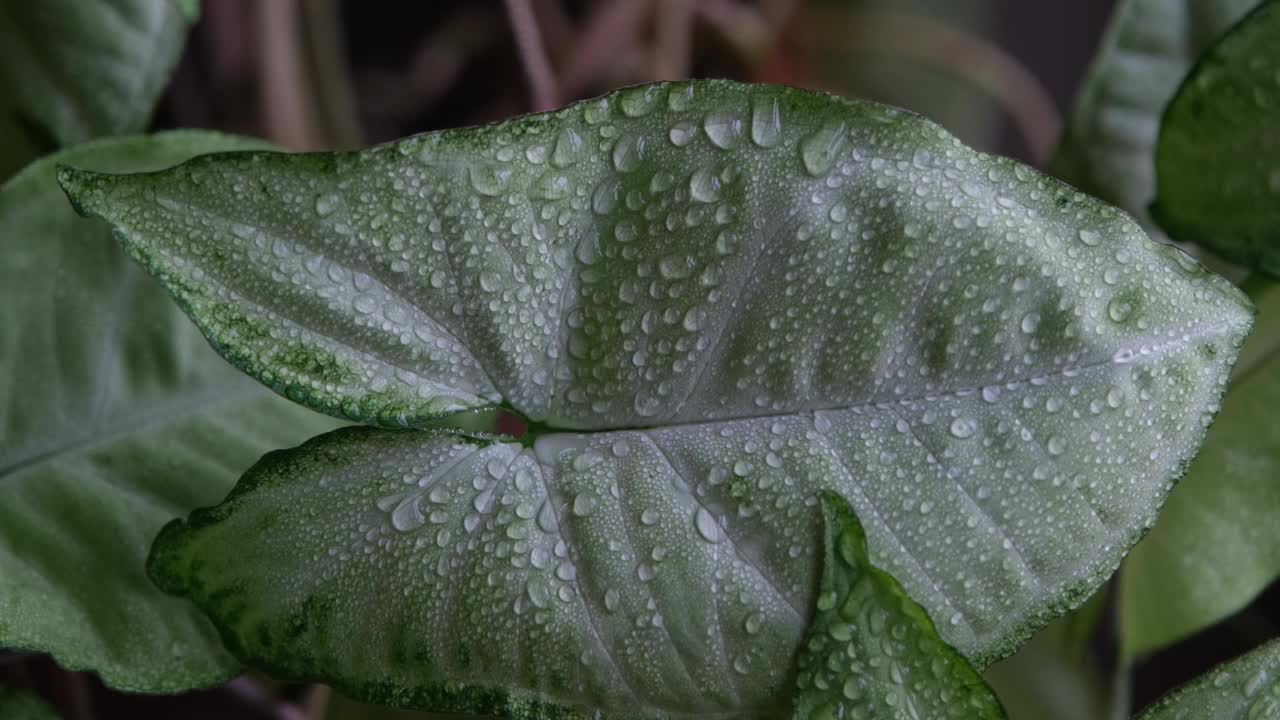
949;418;977;439
1107;297;1135;323
800;122;846;177
669;121;696;147
314;193;339;216
750;96;782;147
1077;229;1101;246
689;168;722;203
695;507;722;543
552;127;585;167
612;134;646;172
703;110;743;149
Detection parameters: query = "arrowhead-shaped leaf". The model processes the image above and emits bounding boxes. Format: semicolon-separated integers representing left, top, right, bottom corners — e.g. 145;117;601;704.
791;493;1005;719
0;0;197;180
1151;0;1280;268
0;132;343;692
1052;0;1259;221
61;80;1253;715
1135;638;1280;719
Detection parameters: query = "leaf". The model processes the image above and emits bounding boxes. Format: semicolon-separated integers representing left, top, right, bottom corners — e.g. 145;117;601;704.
1120;276;1280;660
790;493;1005;719
1135;638;1280;719
1151;0;1280;267
0;686;58;720
64;79;1251;714
0;0;196;181
1051;0;1259;221
984;593;1112;720
0;132;344;692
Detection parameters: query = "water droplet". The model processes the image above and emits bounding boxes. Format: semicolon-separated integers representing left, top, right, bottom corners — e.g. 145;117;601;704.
750;96;782;147
572;492;598;517
689;168;722;203
604;588;620;612
1107;297;1134;323
659;255;695;280
800;122;846;177
637;562;657;581
469;163;512;196
695;507;722;543
592;179;620;215
669;121;696;146
1020;312;1041;334
552;127;585;167
314;193;339;216
612;134;646;172
703;110;743;149
1047;436;1066;456
1078;229;1101;246
949;418;977;439
619;86;659;117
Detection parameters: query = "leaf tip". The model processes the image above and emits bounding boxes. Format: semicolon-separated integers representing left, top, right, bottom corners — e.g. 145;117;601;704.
54;164;110;219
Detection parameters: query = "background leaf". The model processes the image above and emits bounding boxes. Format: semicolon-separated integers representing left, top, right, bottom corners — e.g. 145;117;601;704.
1120;277;1280;660
1150;0;1280;269
0;132;343;692
0;0;196;181
984;595;1113;720
1051;0;1259;222
0;686;59;720
1135;638;1280;718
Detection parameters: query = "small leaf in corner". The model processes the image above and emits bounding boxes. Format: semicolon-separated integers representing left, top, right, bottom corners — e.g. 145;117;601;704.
791;493;1006;720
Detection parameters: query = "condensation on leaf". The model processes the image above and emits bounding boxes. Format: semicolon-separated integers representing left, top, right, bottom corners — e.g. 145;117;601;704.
55;80;1253;718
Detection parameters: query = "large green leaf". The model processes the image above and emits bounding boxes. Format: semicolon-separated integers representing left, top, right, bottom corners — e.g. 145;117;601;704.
1052;0;1259;220
1151;0;1280;267
63;80;1252;715
0;0;197;181
790;493;1004;719
1120;276;1280;660
0;686;58;720
0;132;343;692
1135;638;1280;719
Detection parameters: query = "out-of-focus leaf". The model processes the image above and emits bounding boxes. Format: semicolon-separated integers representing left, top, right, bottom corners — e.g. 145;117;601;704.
787;0;1006;152
1151;0;1280;269
984;592;1112;720
1052;0;1259;221
0;686;58;720
0;0;197;181
1135;638;1280;718
1121;276;1280;660
0;132;343;692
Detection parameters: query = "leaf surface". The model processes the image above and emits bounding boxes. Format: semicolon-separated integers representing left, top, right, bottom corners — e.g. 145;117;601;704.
1052;0;1259;220
0;132;343;692
1136;638;1280;719
1151;0;1280;267
1120;276;1280;659
0;0;196;181
790;493;1004;719
62;80;1253;715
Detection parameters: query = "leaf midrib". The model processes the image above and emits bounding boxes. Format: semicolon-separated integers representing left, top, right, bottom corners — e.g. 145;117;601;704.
523;320;1228;438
